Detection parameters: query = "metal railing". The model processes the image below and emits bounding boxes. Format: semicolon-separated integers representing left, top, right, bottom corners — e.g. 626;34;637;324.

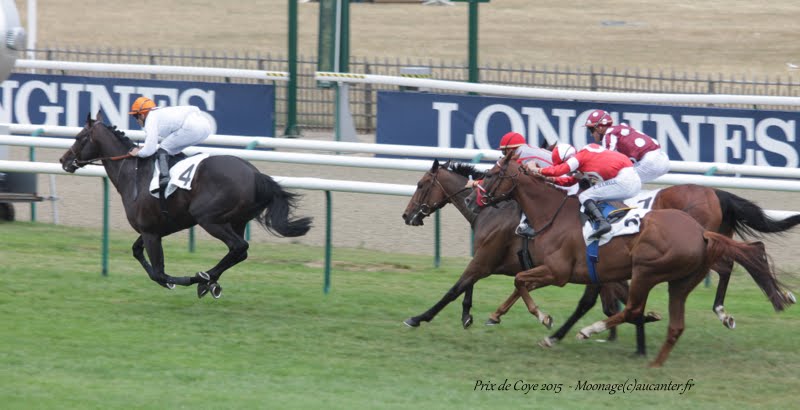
17;44;800;131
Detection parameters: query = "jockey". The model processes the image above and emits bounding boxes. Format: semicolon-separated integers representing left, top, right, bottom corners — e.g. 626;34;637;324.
585;109;670;183
530;142;642;240
127;96;212;195
467;131;553;237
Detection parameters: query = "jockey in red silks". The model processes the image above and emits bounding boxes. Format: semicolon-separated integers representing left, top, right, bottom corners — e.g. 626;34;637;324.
585;109;670;184
529;142;642;240
467;131;554;237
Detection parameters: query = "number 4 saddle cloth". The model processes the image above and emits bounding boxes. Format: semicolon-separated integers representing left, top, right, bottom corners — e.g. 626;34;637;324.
148;153;211;198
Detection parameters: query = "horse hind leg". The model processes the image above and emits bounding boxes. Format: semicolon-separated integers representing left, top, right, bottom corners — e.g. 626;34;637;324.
711;259;736;329
196;222;250;299
650;273;705;368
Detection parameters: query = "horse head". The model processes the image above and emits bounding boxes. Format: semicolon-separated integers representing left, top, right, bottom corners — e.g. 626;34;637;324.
60;111;135;173
403;159;460;226
465;153;521;213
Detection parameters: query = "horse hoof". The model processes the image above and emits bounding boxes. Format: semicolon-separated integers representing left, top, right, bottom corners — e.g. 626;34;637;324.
210;283;222;299
462;315;473;329
786;291;797;305
724;316;736;329
542;315;554;329
197;283;209;298
645;311;662;322
197;271;211;282
576;331;590;340
539;337;557;348
403;318;420;328
165;282;176;290
485;318;500;326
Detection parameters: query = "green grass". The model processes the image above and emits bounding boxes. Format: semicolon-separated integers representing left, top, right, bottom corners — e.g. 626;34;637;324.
1;222;798;409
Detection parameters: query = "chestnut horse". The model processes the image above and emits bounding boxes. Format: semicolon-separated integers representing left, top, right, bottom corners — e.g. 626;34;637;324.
59;112;312;297
464;154;791;367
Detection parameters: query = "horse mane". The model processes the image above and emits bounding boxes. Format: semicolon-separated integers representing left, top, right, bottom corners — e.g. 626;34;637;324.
101;123;136;149
446;161;486;180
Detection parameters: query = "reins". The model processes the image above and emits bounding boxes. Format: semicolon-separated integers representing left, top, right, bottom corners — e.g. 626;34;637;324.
75;153;133;166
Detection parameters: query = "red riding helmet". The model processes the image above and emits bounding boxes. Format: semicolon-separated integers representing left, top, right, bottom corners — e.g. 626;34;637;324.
585;109;614;128
551;143;577;165
498;132;526;149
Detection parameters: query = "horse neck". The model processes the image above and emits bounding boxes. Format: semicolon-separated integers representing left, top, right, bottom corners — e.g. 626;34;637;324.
440;170;478;224
513;176;577;229
96;135;139;195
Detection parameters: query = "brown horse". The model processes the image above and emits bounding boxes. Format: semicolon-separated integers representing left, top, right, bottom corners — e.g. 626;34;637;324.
464;154;791;367
402;159;642;351
403;160;800;351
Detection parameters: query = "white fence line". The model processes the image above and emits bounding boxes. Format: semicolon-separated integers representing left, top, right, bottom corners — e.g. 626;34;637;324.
5;134;800;191
4;124;800;179
315;71;800;107
1;160;796;220
0;160;414;196
15;59;289;81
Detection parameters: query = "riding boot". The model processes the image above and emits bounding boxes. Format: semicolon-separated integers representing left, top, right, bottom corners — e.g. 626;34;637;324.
584;199;611;240
157;149;171;215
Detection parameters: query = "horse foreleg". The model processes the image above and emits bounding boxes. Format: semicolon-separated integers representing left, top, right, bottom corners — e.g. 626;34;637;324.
513;266;556;329
461;285;474;328
405;260;488;327
486;287;520;326
140;233;193;288
541;285;601;348
711;260;736;329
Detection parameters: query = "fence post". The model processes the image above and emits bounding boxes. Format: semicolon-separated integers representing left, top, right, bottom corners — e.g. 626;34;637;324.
324;190;332;294
102;177;110;276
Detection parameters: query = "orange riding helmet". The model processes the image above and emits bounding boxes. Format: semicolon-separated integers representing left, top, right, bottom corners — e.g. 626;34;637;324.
129;96;156;118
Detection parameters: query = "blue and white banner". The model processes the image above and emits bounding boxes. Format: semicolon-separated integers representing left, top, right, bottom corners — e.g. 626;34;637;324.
0;74;276;136
376;91;800;167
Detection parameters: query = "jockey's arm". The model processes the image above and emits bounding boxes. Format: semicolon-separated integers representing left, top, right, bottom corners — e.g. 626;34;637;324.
136;122;161;158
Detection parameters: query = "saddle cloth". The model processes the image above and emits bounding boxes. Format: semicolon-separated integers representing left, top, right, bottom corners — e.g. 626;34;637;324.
149;153;210;198
580;188;662;246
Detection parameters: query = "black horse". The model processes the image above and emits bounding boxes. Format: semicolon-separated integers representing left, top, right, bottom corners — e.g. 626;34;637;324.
59;112;312;298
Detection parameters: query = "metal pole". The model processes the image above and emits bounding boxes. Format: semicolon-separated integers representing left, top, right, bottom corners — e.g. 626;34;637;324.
102;177;109;276
188;227;195;253
28;147;35;221
285;0;300;137
467;0;479;84
324;190;332;294
434;211;441;268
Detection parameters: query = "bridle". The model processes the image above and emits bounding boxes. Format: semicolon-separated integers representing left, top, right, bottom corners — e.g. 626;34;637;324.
476;160;518;208
412;168;471;218
478;159;570;238
67;123;133;168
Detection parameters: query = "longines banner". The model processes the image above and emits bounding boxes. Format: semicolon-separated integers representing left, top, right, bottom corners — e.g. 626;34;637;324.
376;91;799;167
0;74;276;136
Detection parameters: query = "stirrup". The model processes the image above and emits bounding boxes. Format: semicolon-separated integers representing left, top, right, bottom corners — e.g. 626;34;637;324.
515;225;536;238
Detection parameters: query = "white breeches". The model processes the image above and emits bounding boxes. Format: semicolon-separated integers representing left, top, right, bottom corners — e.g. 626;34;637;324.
634;150;670;183
578;167;642;204
158;112;212;155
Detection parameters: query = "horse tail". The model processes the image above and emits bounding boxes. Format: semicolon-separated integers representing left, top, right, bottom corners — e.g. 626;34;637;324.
703;231;791;312
253;173;313;237
715;189;800;238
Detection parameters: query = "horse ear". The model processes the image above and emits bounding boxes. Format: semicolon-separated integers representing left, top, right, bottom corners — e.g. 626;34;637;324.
85;112;94;127
432;159;440;170
95;110;105;123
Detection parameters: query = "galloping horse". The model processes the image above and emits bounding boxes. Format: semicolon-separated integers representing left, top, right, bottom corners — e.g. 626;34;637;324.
59;112;312;297
403;159;800;351
402;159;639;351
464;154;791;367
